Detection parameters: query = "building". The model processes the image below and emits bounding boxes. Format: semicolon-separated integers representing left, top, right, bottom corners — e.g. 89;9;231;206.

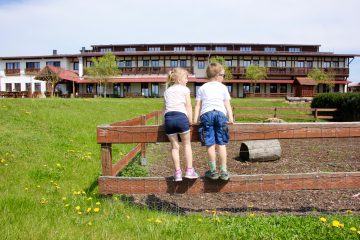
0;43;356;98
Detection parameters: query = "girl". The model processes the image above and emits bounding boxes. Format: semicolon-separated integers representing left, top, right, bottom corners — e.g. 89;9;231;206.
164;68;198;181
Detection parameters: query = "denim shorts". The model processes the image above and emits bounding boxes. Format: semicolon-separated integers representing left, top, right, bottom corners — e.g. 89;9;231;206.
198;110;229;146
164;111;190;135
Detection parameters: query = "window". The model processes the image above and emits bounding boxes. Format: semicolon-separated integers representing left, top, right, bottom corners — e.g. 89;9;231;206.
46;61;61;67
151;60;159;67
322;62;331;68
270;84;277;93
305;61;313;68
225;60;232;67
35;83;41;92
6;83;12;92
100;48;112;52
243;60;251;67
194;46;206;51
198;61;205;69
125;60;132;67
87;84;94;93
14;83;21;92
332;62;339;68
271;61;277;67
279;61;286;67
26;83;31;92
124;48;136;52
240;47;251;52
252;60;259;66
149;47;160;52
180;60;186;68
174;47;185;52
118;61;125;67
26;62;40;69
265;47;276;52
254;84;260;93
280;84;287;93
73;62;79;70
143;60;149;67
151;83;159;97
243;84;250;94
6;62;20;69
123;83;131;95
225;84;232;94
215;47;227;51
141;83;149;97
289;47;301;52
170;60;178;68
295;61;304;68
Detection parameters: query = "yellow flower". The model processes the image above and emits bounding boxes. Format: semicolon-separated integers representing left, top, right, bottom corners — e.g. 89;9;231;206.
77;211;82;215
346;210;353;214
205;209;209;213
357;230;360;235
350;227;357;231
86;208;92;213
113;196;119;201
65;204;70;207
320;217;327;222
36;185;40;188
86;197;92;201
56;163;61;168
339;223;344;228
249;213;255;217
197;218;203;222
87;222;92;226
75;206;81;210
126;215;130;219
147;218;153;222
0;159;5;163
96;202;101;205
332;220;341;228
40;198;48;204
24;188;29;191
155;219;162;223
93;208;100;213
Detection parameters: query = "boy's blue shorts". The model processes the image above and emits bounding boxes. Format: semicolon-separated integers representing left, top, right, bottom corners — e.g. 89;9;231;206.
164;111;190;135
198;110;229;146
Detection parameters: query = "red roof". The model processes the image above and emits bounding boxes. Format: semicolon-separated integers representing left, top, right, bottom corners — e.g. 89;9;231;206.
36;65;81;82
295;77;317;86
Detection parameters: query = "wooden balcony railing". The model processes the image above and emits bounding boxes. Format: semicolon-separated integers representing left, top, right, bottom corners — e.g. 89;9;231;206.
5;69;20;76
25;68;40;75
120;67;194;75
230;67;349;77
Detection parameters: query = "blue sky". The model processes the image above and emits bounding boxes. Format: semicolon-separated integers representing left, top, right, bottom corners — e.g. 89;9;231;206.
0;0;359;83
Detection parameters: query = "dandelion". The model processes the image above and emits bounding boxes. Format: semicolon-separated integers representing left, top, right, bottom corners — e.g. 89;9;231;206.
155;219;162;224
147;218;153;222
77;211;82;215
62;197;67;201
65;204;70;207
87;222;92;226
86;208;92;213
81;191;86;195
126;215;130;219
96;202;101;205
332;220;341;228
197;218;203;222
249;213;255;217
40;198;48;204
37;185;41;188
320;217;327;223
113;196;119;201
93;208;100;213
0;159;5;163
346;210;353;214
86;197;92;201
56;163;61;168
205;209;209;213
25;188;29;191
357;230;360;235
75;206;81;211
350;227;357;231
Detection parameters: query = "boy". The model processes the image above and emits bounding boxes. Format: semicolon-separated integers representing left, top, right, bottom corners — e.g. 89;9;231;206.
194;62;234;180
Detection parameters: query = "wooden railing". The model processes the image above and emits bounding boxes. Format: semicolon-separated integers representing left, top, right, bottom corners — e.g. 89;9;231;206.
25;68;40;75
5;69;20;76
233;107;337;120
120;67;194;75
230;67;349;76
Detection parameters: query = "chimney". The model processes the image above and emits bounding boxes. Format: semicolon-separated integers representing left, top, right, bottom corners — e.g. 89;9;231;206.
80;47;85;53
53;50;57;55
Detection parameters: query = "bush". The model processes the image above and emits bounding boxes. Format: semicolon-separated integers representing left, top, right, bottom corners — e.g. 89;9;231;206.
119;154;148;177
311;92;360;121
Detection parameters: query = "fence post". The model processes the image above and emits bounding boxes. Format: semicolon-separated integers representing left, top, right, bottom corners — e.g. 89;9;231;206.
315;108;318;121
101;143;112;176
274;107;277;118
140;115;147;165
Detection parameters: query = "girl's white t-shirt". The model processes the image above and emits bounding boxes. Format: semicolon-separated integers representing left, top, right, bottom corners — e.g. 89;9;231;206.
164;84;190;116
196;81;231;116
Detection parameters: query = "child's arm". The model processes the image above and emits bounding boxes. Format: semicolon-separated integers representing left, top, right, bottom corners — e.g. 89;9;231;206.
185;93;193;124
193;100;201;124
224;100;234;124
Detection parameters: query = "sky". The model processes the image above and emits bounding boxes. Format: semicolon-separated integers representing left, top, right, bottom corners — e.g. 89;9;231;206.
0;0;359;83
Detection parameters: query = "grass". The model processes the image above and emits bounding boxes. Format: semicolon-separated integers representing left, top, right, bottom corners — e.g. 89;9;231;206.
0;98;359;239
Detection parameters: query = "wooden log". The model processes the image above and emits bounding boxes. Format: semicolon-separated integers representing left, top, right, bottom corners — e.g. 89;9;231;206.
239;139;281;162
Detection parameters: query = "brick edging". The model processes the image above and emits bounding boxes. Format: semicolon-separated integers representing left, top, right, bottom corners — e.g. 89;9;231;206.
99;172;360;195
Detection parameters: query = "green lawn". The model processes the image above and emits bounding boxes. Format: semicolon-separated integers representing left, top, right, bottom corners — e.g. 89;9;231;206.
0;98;359;239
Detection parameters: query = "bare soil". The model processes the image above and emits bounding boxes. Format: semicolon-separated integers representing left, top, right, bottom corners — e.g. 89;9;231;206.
131;138;360;215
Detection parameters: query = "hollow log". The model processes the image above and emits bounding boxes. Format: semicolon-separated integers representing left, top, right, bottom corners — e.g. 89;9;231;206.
239;139;281;162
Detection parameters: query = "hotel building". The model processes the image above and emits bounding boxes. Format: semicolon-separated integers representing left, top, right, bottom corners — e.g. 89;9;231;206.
0;43;356;98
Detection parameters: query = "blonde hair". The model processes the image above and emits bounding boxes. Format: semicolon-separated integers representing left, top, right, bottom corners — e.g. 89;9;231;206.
166;68;188;88
206;62;224;79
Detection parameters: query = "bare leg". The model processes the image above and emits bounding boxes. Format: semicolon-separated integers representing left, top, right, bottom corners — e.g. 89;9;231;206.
167;135;181;171
179;132;193;169
206;145;216;161
217;144;227;171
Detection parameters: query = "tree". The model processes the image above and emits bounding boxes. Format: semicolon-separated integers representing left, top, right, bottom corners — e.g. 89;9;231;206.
209;56;233;80
308;68;335;92
245;65;267;94
35;66;61;97
86;53;122;98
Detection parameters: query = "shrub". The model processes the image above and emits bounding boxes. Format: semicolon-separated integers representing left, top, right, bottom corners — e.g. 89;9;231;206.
311;92;360;121
119;154;148;177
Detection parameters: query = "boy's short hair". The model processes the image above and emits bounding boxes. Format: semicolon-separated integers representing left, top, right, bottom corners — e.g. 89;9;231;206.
206;62;225;79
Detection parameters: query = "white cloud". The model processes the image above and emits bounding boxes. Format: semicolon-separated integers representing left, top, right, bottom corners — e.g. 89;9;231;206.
0;0;359;82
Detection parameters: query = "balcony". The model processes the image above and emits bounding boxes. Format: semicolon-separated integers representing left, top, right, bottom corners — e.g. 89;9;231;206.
25;68;40;75
5;69;20;76
230;67;349;77
120;67;194;75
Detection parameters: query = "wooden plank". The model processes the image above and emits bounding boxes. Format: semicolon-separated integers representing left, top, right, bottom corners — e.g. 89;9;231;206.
97;122;360;144
98;172;360;195
101;144;112;176
111;144;142;176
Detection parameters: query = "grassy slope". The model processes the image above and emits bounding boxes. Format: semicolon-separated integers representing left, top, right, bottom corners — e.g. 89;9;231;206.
0;98;359;240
